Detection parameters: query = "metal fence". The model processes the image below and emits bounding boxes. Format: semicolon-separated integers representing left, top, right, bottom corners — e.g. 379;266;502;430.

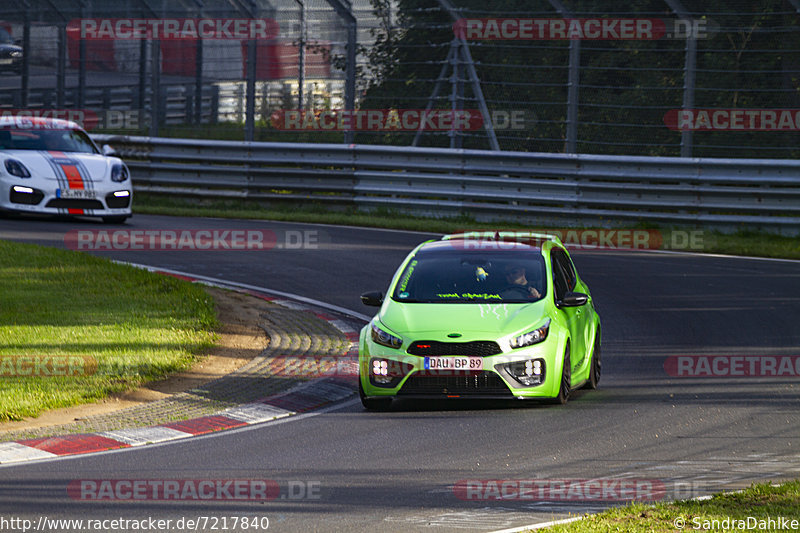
3;1;800;157
0;0;364;139
92;134;800;233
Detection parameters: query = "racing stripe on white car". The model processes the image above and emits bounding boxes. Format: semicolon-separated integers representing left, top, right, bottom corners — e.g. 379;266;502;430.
68;155;96;215
42;150;93;215
40;150;67;215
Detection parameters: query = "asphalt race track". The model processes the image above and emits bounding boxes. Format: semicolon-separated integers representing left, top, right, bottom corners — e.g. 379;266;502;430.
1;213;799;532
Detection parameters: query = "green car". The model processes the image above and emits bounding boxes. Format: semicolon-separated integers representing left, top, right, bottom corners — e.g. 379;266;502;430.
358;231;601;410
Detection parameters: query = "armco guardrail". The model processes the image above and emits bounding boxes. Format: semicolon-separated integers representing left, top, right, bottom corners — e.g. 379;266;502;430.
2;84;219;127
92;134;800;232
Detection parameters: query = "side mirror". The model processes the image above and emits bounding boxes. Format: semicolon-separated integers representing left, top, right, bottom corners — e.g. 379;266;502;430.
558;291;588;307
360;291;384;307
102;144;117;156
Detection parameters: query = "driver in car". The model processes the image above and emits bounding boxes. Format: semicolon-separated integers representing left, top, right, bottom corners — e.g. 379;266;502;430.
501;264;542;299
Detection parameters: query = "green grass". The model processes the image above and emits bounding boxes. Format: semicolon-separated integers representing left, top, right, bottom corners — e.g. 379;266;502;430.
0;240;217;422
541;480;800;532
133;194;800;260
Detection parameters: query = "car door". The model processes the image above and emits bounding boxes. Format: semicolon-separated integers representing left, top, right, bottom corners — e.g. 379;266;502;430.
551;249;588;378
562;250;595;361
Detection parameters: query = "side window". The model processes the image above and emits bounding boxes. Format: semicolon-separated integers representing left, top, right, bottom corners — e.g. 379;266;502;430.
557;250;577;291
551;251;569;301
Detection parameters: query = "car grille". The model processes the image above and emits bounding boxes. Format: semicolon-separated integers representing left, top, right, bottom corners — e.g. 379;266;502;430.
46;199;105;209
407;340;502;357
398;371;513;396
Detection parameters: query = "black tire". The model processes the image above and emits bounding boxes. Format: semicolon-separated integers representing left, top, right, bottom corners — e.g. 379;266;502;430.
103;215;129;224
584;334;601;390
550;342;571;405
359;379;392;411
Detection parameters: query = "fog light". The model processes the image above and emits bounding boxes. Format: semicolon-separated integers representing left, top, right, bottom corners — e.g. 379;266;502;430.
373;360;386;375
12;185;33;193
369;358;413;387
503;358;545;387
113;190;130;197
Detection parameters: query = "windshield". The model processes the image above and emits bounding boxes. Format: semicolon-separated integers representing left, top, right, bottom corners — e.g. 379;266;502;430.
392;250;547;303
0;28;12;45
0;128;99;154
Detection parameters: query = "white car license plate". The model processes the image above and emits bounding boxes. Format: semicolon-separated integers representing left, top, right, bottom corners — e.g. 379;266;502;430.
424;357;483;371
0;59;12;65
57;188;96;199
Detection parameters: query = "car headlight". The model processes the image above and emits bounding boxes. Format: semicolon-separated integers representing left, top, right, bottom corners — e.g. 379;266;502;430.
4;159;31;178
10;51;22;58
509;319;550;349
371;322;403;349
110;163;129;182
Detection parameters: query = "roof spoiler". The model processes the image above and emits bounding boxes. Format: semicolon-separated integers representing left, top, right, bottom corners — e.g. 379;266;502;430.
441;231;564;247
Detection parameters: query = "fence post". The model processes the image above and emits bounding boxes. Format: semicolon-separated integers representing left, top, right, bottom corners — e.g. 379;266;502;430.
450;42;460;149
149;39;161;136
210;85;219;124
665;0;696;158
246;38;257;141
20;2;30;108
56;24;66;108
77;0;88;109
193;0;205;126
547;0;579;154
185;85;194;125
296;0;306;111
138;39;147;131
680;35;697;157
324;0;357;144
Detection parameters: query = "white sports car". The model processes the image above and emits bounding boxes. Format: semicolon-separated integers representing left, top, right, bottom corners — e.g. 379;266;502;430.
0;117;132;223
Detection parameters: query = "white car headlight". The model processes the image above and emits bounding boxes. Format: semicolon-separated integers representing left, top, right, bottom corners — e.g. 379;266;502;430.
370;322;403;349
5;159;31;178
110;163;129;182
510;319;550;349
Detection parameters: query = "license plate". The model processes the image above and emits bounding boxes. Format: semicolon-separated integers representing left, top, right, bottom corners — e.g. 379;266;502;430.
0;59;12;65
424;357;483;371
57;188;96;199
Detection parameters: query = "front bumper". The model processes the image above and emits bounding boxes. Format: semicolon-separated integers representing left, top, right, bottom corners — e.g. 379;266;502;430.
1;181;132;217
0;56;21;72
359;333;561;400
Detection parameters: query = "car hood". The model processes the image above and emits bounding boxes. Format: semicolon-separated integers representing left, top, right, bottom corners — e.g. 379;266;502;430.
1;151;113;182
379;300;548;341
0;44;22;53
